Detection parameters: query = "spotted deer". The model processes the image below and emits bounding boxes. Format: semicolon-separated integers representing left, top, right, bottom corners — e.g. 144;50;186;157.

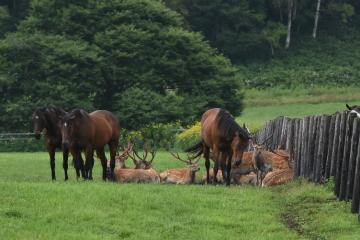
262;168;294;187
159;152;200;184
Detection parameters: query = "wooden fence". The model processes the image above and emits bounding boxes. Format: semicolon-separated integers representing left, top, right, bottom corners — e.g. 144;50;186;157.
253;111;360;220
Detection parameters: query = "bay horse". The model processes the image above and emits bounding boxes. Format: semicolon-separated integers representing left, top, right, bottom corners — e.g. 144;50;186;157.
346;104;360;118
32;107;69;180
186;108;251;186
61;109;120;181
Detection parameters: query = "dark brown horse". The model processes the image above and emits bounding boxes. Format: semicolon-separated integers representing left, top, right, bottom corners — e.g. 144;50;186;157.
346;104;360;118
186;108;251;186
61;109;120;180
32;107;69;180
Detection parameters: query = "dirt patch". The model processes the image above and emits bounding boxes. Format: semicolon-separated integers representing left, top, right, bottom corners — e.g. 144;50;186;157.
281;213;304;236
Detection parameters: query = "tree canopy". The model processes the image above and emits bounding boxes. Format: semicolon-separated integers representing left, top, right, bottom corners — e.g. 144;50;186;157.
0;0;242;131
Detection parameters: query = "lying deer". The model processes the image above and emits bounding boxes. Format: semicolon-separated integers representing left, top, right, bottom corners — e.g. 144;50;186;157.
128;148;155;169
112;145;160;183
159;152;200;184
262;168;294;187
203;151;256;184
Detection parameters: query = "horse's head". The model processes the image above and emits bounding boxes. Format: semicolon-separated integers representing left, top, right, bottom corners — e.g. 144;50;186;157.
32;108;48;139
60;109;89;149
346;104;360;118
231;130;251;167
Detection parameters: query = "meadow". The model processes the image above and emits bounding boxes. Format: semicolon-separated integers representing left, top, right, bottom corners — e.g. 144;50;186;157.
1;93;360;239
0;151;360;240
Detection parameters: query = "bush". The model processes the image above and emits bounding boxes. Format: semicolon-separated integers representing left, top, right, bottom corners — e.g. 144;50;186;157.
0;138;44;152
119;122;183;151
175;122;201;150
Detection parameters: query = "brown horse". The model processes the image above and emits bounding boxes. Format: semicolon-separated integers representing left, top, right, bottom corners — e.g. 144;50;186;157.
32;107;69;180
186;108;251;186
61;109;120;180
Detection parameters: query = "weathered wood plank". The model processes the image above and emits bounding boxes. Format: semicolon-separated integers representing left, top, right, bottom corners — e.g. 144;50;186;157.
335;111;348;197
320;115;331;181
339;113;356;200
346;117;360;199
325;115;336;178
300;117;309;177
330;113;341;177
314;115;329;182
351;138;360;213
310;116;319;181
295;119;303;177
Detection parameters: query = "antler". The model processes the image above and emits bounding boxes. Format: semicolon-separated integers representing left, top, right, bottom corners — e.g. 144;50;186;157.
259;133;273;145
170;152;200;165
129;146;156;169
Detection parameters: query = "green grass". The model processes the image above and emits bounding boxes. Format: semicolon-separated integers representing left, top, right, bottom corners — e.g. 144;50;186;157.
1;152;359;239
237;100;360;130
243;86;360;107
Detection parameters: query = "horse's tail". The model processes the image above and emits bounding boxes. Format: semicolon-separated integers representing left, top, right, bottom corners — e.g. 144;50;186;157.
185;141;203;158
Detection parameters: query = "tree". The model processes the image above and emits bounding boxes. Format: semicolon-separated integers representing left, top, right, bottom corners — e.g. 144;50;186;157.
312;0;321;39
285;0;293;49
0;0;243;130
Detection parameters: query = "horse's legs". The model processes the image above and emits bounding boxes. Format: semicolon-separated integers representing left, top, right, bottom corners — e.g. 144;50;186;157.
226;152;233;186
96;148;108;181
220;156;227;183
62;147;69;181
108;141;118;181
213;158;219;183
85;147;94;180
73;149;85;180
47;145;56;181
204;145;210;184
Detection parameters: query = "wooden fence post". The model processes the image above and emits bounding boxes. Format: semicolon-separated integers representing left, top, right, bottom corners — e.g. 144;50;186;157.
335;111;348;197
293;119;300;176
351;139;360;213
300;117;309;177
339;113;356;200
315;115;331;183
346;117;360;199
330;113;341;177
325;115;336;178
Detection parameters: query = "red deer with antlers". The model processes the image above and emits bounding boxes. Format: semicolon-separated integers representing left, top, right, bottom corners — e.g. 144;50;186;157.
111;145;160;183
159;152;200;184
128;147;156;169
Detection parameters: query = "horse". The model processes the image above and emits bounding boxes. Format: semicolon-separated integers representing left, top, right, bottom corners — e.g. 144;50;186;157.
346;104;360;118
61;109;120;181
186;108;251;186
32;107;69;180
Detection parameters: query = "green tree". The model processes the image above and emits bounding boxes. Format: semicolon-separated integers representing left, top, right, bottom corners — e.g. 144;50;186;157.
0;0;243;131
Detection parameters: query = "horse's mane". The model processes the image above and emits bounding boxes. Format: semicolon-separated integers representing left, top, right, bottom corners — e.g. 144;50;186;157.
216;109;250;141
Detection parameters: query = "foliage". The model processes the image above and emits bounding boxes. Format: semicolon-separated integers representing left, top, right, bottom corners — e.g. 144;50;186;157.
0;0;243;132
175;122;201;150
237;34;360;88
164;0;360;62
119;122;182;150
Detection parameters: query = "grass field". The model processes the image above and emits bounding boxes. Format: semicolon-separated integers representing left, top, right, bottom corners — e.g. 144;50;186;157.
238;100;360;130
1;152;359;240
2;91;360;239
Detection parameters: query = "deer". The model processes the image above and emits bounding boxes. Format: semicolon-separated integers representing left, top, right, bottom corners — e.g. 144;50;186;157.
159;152;200;184
128;147;156;169
110;145;160;183
113;141;134;169
203;151;257;185
251;135;275;186
262;168;294;187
